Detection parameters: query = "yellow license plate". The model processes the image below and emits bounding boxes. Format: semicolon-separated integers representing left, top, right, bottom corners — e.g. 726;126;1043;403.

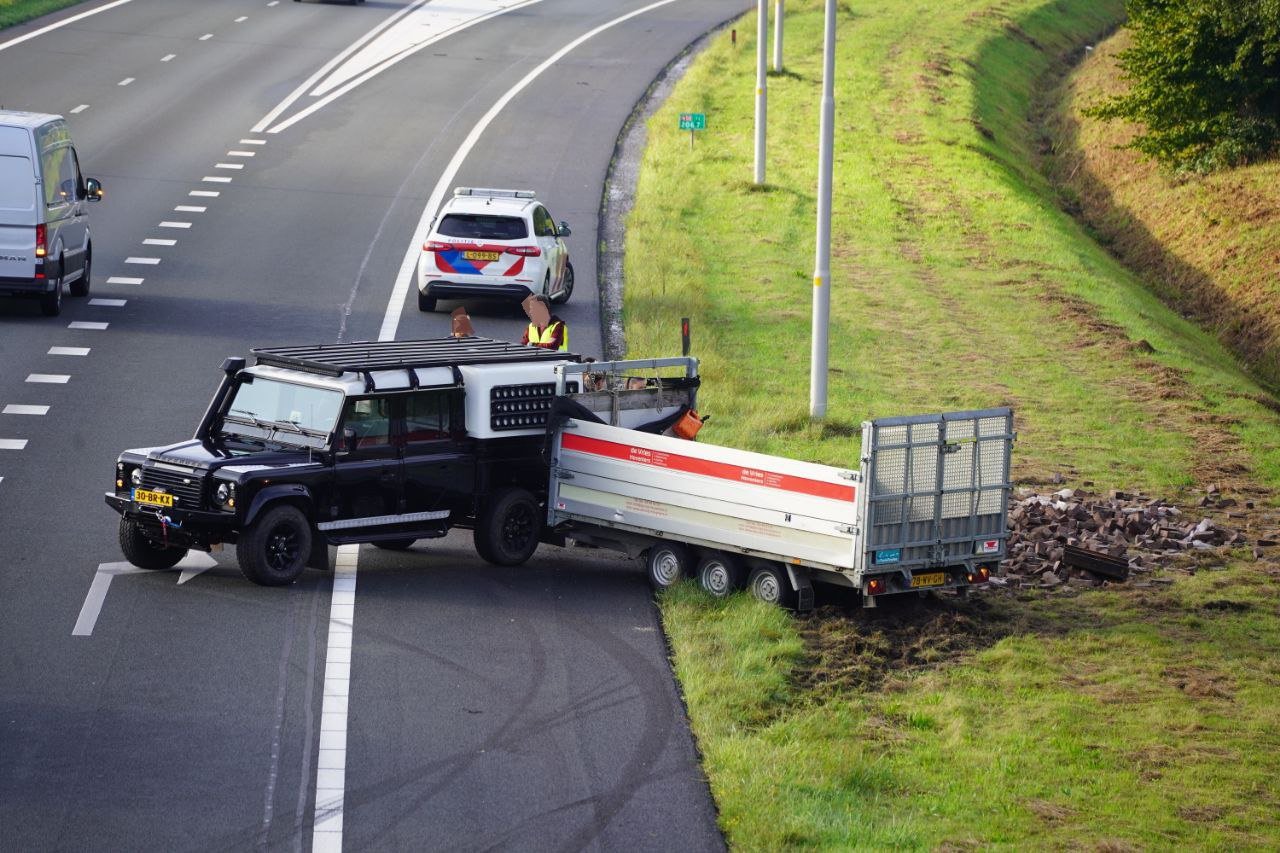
462;250;500;261
910;572;947;589
133;488;174;507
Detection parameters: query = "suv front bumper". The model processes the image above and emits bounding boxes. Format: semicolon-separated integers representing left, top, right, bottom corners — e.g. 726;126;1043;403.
105;492;238;547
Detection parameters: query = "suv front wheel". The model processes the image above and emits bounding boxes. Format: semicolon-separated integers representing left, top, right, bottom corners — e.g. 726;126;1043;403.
119;517;188;570
238;504;312;586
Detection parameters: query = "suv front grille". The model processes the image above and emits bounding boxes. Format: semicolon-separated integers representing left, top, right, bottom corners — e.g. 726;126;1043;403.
141;466;205;509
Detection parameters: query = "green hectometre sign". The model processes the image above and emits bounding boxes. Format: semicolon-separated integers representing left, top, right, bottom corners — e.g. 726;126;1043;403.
679;113;707;130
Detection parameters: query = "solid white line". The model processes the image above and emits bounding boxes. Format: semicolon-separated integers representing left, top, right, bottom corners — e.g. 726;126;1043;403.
70;104;89;114
161;53;176;62
159;221;192;228
235;16;248;23
0;439;28;450
239;138;266;145
174;205;206;213
190;190;220;197
3;405;49;416
312;543;359;851
199;33;213;41
48;346;90;356
125;257;160;264
0;0;134;54
106;276;143;285
143;238;177;246
202;176;232;183
377;0;683;341
227;150;255;157
90;298;127;307
118;77;134;86
215;163;244;170
68;321;109;330
26;374;70;384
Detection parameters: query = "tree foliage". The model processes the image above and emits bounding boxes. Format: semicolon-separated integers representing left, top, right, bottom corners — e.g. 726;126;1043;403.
1087;0;1280;172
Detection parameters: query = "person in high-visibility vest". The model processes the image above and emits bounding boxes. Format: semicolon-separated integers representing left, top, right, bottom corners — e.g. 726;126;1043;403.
521;294;568;351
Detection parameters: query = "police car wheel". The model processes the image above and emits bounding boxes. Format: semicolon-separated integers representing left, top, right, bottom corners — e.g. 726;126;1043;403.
474;487;541;566
238;504;311;586
417;291;437;312
119;517;188;570
552;262;574;305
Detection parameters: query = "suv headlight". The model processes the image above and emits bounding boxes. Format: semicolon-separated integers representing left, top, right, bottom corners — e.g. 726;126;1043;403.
130;467;144;487
215;482;236;510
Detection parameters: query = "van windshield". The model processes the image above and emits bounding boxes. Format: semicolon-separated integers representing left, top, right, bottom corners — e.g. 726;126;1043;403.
0;156;34;211
437;214;527;241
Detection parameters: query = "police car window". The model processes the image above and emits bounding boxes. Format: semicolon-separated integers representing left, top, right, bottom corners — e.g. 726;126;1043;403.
437;214;527;240
341;398;392;448
0;156;35;211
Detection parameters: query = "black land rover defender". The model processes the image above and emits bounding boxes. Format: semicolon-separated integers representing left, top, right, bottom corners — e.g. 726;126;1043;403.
105;337;583;585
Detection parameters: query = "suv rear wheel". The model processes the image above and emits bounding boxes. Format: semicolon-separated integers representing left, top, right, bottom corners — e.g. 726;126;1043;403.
119;518;188;570
238;504;311;586
474;487;541;566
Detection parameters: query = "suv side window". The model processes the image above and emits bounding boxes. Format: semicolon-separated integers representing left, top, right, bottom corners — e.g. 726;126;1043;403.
404;390;463;442
341;397;392;448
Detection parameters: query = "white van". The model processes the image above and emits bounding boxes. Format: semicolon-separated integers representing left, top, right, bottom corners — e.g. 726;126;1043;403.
0;111;102;316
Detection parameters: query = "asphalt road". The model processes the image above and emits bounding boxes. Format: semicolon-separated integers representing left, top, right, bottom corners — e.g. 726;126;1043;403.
0;1;746;849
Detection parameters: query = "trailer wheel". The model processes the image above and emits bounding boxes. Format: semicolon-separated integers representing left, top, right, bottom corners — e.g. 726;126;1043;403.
749;565;793;608
474;487;541;566
696;553;744;598
646;542;690;590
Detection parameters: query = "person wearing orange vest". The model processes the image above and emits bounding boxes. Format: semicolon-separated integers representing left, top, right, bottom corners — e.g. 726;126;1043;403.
521;294;568;351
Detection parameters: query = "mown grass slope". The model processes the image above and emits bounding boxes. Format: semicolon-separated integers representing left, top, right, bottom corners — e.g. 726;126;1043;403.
622;0;1280;848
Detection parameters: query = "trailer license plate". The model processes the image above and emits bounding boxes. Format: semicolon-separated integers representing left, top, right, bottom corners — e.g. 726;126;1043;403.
910;572;946;589
133;488;174;507
462;250;499;261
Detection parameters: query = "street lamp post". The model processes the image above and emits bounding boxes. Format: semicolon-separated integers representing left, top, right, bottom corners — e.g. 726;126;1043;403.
810;0;836;419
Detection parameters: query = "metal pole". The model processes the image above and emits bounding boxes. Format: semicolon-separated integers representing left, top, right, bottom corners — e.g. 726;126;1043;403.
810;0;835;419
754;0;767;185
773;0;784;72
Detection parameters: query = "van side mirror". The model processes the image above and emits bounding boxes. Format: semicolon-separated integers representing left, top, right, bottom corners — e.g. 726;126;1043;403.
557;221;571;237
85;178;103;201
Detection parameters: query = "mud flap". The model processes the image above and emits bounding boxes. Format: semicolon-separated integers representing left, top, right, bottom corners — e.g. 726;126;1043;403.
785;565;814;613
306;535;331;572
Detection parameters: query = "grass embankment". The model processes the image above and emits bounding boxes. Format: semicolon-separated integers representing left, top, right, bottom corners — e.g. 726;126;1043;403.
1044;29;1280;391
622;0;1280;848
0;0;86;30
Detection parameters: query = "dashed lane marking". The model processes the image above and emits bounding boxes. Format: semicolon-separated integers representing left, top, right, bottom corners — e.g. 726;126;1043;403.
125;257;160;265
159;221;191;228
239;139;266;145
174;206;205;213
312;543;359;852
199;33;213;41
68;322;109;330
227;150;255;157
89;299;127;307
202;176;232;183
70;104;89;114
118;77;134;86
142;238;176;246
215;163;244;170
26;374;70;384
235;15;248;22
161;53;176;62
106;276;143;285
48;347;90;356
3;405;49;416
189;190;220;197
268;1;279;6
0;439;28;450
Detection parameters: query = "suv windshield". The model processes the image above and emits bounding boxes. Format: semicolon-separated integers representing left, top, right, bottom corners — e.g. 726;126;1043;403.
437;214;527;240
222;377;342;443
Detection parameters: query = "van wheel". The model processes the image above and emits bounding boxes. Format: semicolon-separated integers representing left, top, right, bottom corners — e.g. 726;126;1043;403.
39;278;62;317
119;518;188;570
474;487;541;566
697;552;744;598
238;504;311;586
646;541;690;590
552;262;574;304
418;291;437;312
70;248;90;297
749;565;793;608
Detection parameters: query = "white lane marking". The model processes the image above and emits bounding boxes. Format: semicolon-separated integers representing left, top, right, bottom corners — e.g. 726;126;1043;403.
190;189;220;197
266;0;543;134
378;0;681;341
125;257;161;264
74;553;218;637
227;150;255;157
202;176;232;183
143;238;177;246
312;543;359;852
215;162;244;170
70;104;89;114
118;77;135;86
0;0;134;54
177;551;216;585
3;405;49;416
159;221;192;228
0;439;28;450
48;346;90;356
239;138;266;145
235;16;248;23
106;276;143;285
174;205;206;213
89;298;127;307
68;321;109;330
26;374;70;384
268;0;279;6
161;53;176;62
199;33;213;41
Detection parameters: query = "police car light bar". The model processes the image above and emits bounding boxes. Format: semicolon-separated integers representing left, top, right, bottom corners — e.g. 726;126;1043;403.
453;187;537;199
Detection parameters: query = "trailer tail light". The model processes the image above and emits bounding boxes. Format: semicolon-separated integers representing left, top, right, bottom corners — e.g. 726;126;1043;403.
966;566;992;584
507;245;541;257
425;241;453;252
35;224;47;258
866;577;885;596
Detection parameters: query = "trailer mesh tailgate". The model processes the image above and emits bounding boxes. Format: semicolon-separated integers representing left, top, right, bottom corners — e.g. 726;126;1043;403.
863;408;1012;570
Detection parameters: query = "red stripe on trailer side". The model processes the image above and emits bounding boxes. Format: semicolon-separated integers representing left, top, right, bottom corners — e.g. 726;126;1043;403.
561;432;856;502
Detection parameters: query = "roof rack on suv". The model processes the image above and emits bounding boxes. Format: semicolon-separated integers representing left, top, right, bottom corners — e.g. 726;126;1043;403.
252;336;578;392
452;187;536;199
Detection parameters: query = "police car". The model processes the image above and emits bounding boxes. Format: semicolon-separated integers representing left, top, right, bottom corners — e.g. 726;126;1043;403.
416;187;574;312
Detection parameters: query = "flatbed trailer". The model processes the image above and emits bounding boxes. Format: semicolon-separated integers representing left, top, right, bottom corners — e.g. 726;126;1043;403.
546;360;1013;610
